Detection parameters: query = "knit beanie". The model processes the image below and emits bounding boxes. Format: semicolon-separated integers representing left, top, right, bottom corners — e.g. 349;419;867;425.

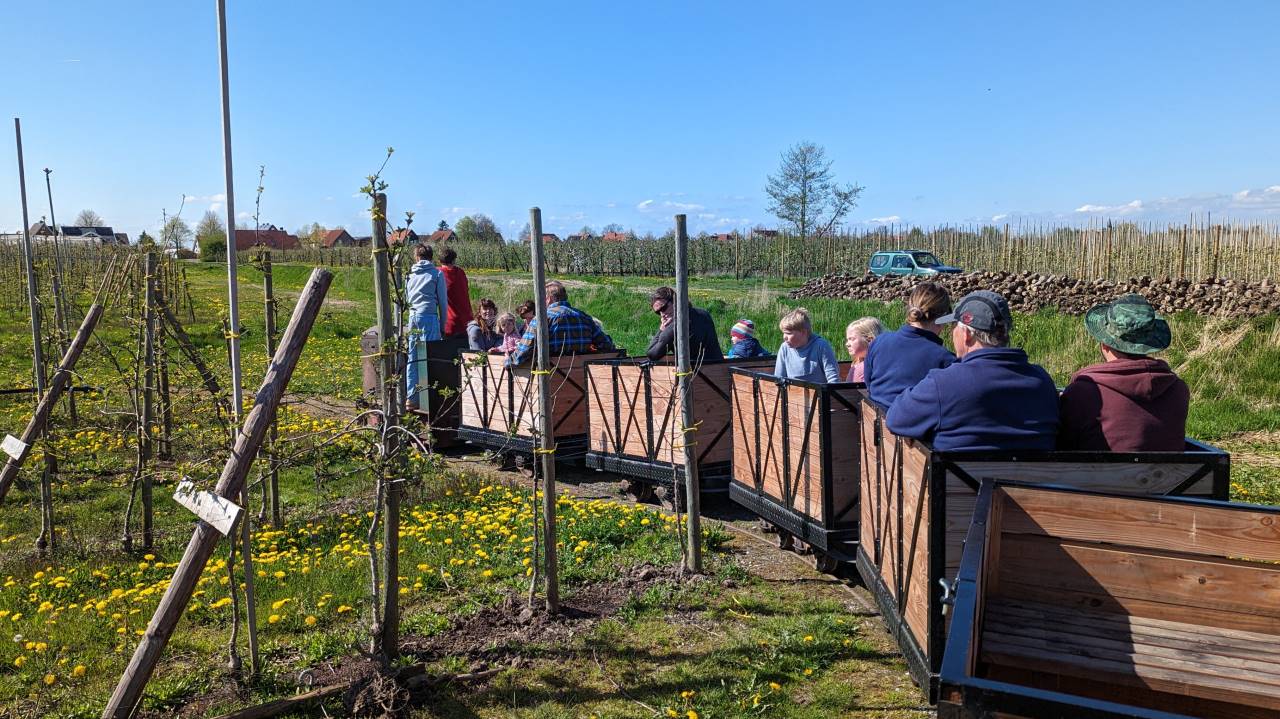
730;319;756;341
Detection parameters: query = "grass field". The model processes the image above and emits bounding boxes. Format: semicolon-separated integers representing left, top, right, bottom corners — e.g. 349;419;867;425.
0;258;1275;716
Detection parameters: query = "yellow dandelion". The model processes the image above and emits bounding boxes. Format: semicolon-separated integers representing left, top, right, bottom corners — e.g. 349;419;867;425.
72;664;85;678
43;673;55;686
305;615;317;626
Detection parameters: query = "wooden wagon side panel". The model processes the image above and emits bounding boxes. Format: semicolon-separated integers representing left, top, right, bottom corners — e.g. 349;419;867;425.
901;439;931;650
755;380;788;510
858;400;882;566
459;352;510;434
953;460;1216;498
877;429;902;608
730;373;762;490
828;386;861;525
586;362;653;459
688;360;773;466
785;384;824;523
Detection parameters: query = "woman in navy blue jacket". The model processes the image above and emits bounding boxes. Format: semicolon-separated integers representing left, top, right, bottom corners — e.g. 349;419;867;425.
863;283;955;407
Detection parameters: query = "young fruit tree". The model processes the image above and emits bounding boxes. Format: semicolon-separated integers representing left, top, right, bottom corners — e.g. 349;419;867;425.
765;141;863;249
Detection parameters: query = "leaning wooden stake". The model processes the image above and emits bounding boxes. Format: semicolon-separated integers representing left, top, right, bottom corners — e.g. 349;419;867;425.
529;207;559;613
0;267;112;502
102;267;333;719
261;250;280;527
674;215;702;573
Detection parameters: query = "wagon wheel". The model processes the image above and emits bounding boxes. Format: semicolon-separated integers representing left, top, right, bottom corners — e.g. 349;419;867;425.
620;479;656;504
758;520;778;534
812;551;839;574
656;485;687;513
793;539;813;556
775;530;795;551
511;453;535;479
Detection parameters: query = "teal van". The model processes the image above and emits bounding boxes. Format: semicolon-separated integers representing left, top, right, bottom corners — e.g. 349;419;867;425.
868;250;962;277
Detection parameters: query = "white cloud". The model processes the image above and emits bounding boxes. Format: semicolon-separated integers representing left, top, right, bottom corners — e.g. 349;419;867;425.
697;213;717;221
870;215;901;224
605;202;617;208
209;202;223;213
636;199;655;211
991;214;1008;222
1074;200;1143;215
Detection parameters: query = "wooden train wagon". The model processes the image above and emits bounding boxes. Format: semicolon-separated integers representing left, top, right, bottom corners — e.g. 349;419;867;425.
939;480;1280;719
727;365;858;570
854;391;1231;701
583;357;775;500
457;349;625;458
361;330;466;444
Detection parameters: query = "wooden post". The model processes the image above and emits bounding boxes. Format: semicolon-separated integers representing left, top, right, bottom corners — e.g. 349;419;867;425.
529;207;559;613
261;250;280;527
157;261;174;461
43;168;75;424
371;193;402;660
102;268;332;719
141;252;157;550
674;215;702;573
1178;224;1188;279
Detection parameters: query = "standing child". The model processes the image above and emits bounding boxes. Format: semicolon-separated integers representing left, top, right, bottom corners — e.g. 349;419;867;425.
725;319;772;359
490;312;523;355
845;317;886;383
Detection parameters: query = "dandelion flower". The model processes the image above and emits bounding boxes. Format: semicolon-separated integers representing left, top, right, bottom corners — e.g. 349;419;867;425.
304;615;317;626
268;614;281;624
336;605;353;614
43;673;55;685
72;665;85;678
13;656;26;668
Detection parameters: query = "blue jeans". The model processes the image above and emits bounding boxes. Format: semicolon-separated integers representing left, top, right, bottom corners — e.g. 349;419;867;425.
406;312;442;406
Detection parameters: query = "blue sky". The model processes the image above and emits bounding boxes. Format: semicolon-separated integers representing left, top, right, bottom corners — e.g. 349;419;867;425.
3;1;1279;240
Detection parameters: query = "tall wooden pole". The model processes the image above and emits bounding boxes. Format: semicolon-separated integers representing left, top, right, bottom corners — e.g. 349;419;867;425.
530;207;559;613
372;193;402;659
142;252;157;551
214;0;258;675
674;215;702;573
43;168;75;424
103;269;333;719
261;250;280;527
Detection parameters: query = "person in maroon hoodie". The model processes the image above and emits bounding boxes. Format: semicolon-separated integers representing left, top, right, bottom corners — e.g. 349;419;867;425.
1058;294;1189;451
438;247;474;339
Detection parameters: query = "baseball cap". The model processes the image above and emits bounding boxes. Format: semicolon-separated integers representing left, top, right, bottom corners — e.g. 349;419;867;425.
936;290;1013;333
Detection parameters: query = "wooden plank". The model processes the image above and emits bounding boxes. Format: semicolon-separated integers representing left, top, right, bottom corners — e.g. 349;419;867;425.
997;534;1280;621
1000;485;1280;562
989;599;1280;663
900;438;930;647
953;460;1214;496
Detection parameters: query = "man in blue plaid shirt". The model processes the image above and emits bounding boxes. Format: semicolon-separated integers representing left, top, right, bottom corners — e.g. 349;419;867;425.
507;280;614;365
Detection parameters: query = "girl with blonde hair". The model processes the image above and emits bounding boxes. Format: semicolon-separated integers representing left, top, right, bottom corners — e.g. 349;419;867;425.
845;316;887;383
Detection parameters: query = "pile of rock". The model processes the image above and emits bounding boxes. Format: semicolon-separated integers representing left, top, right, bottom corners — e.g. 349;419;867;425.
790;271;1280;318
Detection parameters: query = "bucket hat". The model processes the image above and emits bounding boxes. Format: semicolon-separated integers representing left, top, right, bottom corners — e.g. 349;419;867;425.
1084;293;1171;355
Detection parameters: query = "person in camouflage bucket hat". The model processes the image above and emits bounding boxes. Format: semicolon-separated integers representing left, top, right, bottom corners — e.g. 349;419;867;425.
1059;293;1188;451
1083;293;1172;355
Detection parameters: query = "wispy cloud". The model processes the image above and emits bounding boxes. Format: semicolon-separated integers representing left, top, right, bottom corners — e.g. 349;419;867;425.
870;215;901;224
636;199;655;211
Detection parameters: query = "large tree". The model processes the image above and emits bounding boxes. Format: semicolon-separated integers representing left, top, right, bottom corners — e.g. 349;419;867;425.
455;214;503;243
162;216;193;250
73;209;104;226
765;142;863;244
195;210;226;253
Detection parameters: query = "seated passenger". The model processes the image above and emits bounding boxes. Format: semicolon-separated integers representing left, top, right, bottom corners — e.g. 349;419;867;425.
507;281;614;366
646;286;724;363
466;298;502;351
864;283;955;406
887;291;1058;451
1058;294;1188;451
726;319;772;359
844;316;886;383
773;308;840;383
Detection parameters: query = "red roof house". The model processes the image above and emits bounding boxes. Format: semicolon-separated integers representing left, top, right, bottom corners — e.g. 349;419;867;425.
233;226;300;251
322;229;362;248
427;229;456;244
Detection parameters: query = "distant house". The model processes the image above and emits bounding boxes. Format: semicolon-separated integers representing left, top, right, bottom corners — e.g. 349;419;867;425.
523;233;560;244
59;225;128;245
601;231;628;243
565;233;590;242
28;221;56;238
114;233;130;245
233;225;300;251
427;229;456;244
322;229;362;248
712;233;736;242
352;235;372;245
750;228;780;240
388;229;419;246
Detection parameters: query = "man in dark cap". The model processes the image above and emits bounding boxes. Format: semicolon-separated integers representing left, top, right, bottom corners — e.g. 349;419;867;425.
1058;294;1188;451
886;290;1058;451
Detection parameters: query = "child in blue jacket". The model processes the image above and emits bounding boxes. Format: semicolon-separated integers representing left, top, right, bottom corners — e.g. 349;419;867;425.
725;319;772;359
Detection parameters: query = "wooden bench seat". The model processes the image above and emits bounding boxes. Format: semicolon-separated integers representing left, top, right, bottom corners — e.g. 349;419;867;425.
981;598;1280;713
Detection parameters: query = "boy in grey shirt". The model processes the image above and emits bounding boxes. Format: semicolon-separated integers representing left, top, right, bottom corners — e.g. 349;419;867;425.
773;307;840;383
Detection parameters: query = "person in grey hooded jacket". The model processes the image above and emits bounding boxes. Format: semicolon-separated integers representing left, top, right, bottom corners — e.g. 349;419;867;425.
405;244;448;407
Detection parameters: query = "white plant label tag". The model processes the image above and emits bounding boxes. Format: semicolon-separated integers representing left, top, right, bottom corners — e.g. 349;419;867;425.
2;435;27;461
173;480;242;536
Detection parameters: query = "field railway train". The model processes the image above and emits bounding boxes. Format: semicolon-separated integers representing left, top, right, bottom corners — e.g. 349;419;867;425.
416;340;1277;717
